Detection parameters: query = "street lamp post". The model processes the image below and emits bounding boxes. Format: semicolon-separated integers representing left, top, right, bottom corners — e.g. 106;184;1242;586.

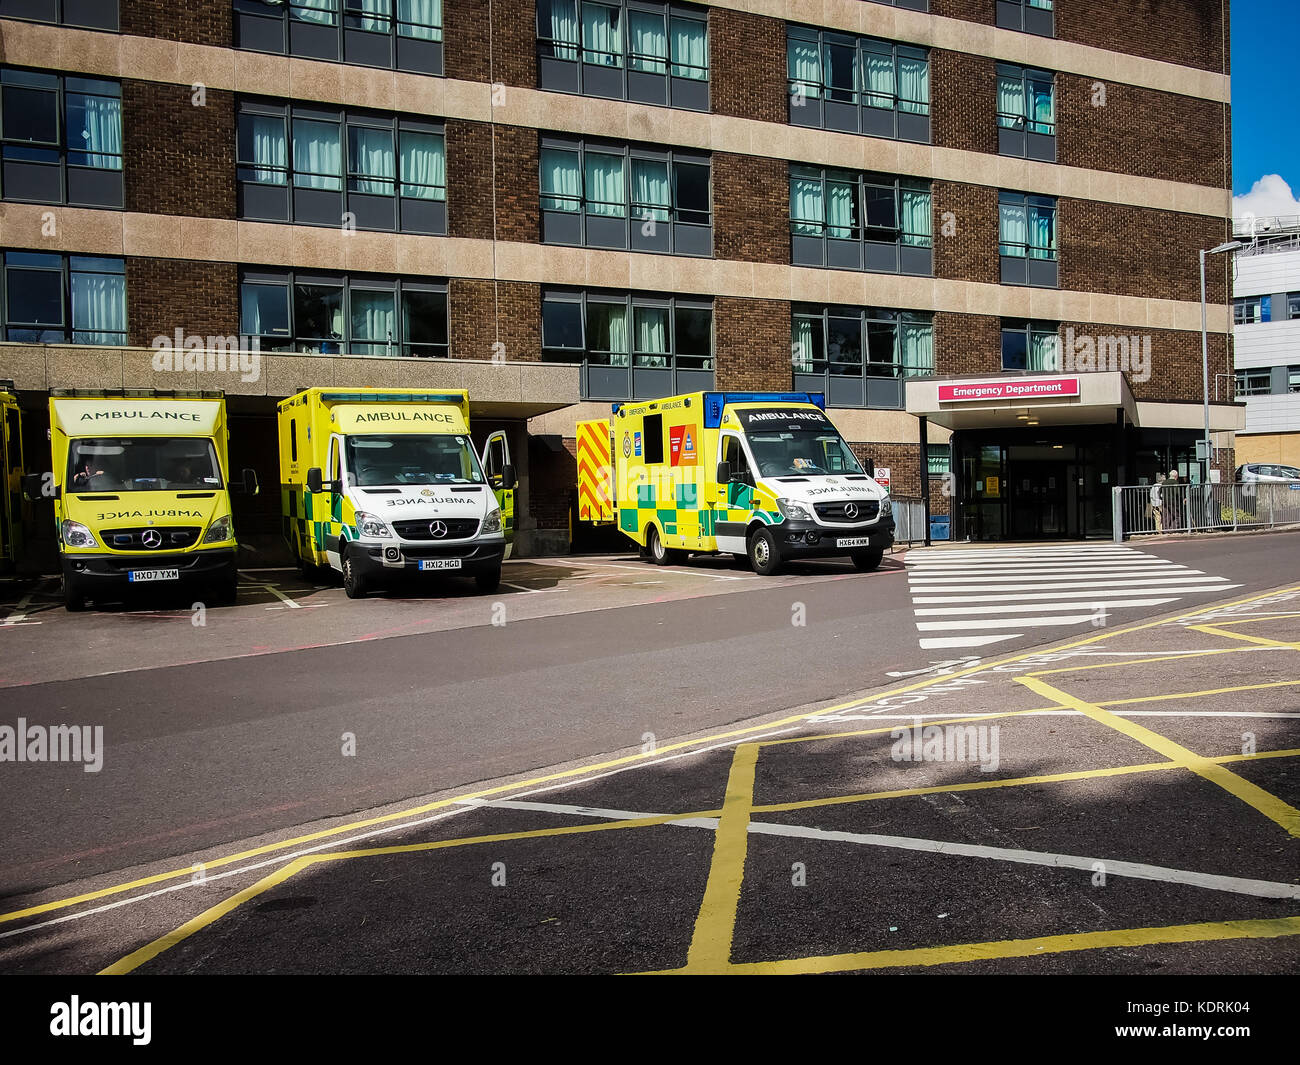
1199;240;1243;485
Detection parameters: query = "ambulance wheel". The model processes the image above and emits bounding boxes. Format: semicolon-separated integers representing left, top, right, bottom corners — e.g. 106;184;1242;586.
212;577;239;606
342;554;368;599
475;567;501;594
646;525;683;567
851;548;884;572
747;527;783;576
62;575;87;612
731;552;749;567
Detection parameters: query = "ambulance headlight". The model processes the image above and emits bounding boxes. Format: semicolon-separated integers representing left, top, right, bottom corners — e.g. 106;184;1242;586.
354;511;393;538
61;520;98;548
777;498;812;521
879;496;892;516
203;515;234;544
482;507;502;535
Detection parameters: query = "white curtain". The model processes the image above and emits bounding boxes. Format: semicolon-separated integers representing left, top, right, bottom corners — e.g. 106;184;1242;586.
250;116;287;184
581;3;622;66
898;56;928;113
864;48;894;109
351;290;397;354
1029;206;1055;259
629;11;667;74
634;306;668;368
543;0;579;60
398;0;442;40
1031;82;1054;133
827;180;855;239
72;94;123;169
787;36;820;99
1028;331;1060;372
900;188;931;246
293;119;343;190
584;152;625;217
293;0;336;25
999;202;1028;256
351;127;394;194
791;317;816;372
71;270;126;345
355;0;390;32
400;132;444;199
631;159;669;221
997;74;1024;126
790;171;823;235
900;321;933;375
590;304;629;367
670;16;706;80
541;148;581;211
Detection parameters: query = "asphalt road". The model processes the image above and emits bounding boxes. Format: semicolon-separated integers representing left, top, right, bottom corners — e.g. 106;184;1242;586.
1;531;1297;902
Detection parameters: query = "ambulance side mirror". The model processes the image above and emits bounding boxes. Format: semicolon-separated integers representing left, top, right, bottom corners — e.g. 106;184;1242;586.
306;467;324;494
241;468;260;496
716;461;732;484
501;464;516;490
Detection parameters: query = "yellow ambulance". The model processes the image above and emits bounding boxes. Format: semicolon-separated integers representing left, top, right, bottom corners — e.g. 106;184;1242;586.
579;391;893;575
39;390;256;610
1;382;25;572
277;388;514;598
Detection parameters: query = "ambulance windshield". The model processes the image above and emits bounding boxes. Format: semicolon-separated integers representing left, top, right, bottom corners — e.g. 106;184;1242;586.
346;434;485;487
68;438;222;492
744;428;864;478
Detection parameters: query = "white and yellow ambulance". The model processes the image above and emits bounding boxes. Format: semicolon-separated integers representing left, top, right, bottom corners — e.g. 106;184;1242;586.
277;388;514;598
40;390;256;610
579;391;893;575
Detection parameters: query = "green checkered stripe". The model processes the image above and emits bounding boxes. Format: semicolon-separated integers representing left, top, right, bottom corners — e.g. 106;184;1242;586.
283;485;352;558
618;481;780;539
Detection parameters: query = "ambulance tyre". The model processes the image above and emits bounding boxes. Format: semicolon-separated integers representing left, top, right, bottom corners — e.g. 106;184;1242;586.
646;525;683;567
62;574;87;612
212;576;239;606
747;527;783;576
342;554;368;599
851;548;884;572
475;567;501;594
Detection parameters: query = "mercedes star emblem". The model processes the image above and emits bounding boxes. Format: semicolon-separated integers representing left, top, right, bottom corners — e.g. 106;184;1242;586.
429;520;448;539
142;529;163;548
844;502;859;520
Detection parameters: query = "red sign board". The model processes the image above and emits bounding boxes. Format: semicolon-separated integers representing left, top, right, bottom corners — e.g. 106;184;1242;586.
938;378;1080;403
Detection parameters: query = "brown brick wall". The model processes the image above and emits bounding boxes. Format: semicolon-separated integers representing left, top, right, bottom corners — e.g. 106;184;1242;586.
1056;74;1228;188
448;279;541;362
931;49;998;155
934;311;1002;377
709;7;786;124
493;125;539;244
446;119;495;241
126;258;238;347
1057;321;1230;404
123;80;235;220
932;181;999;285
1059;200;1229;303
714;297;792;391
528;436;576;532
120;0;231;47
713;154;789;265
444;0;537;87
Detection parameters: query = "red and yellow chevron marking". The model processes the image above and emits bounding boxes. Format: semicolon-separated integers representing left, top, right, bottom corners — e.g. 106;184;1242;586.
577;419;614;523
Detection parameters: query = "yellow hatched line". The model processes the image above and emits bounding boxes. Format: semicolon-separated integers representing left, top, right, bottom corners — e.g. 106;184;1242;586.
1018;677;1300;838
1027;646;1270;677
1190;623;1300;649
643;915;1300;976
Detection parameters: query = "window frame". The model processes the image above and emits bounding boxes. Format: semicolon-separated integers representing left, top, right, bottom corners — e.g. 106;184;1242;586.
1233;369;1272;397
236;99;446;234
0;0;119;31
1000;319;1061;372
1233;296;1264;325
790;303;933;410
539;136;712;257
926;443;951;476
998;190;1059;288
233;0;445;76
996;63;1056;162
1;249;127;346
995;0;1054;38
540;287;714;400
1;67;124;209
238;268;449;359
536;0;710;112
786;24;930;143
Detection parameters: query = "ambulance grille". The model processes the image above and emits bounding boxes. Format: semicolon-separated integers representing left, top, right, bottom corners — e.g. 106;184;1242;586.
814;501;879;523
392;518;480;540
106;527;202;550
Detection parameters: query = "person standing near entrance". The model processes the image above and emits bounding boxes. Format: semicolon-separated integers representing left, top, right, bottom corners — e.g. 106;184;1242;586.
1164;469;1180;531
1148;474;1164;533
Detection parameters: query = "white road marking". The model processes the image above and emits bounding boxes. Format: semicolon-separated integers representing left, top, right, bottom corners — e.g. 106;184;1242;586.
914;598;1178;616
906;568;1209;583
499;581;546;594
920;634;1023;649
917;614;1104;631
913;586;1242;604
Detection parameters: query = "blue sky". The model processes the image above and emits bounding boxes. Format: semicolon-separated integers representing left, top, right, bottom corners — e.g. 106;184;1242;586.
1231;0;1300;215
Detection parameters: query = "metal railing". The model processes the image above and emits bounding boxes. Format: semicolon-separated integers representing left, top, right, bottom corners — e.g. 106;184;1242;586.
1112;482;1300;542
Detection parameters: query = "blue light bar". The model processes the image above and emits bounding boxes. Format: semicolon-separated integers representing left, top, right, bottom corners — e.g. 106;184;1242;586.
702;392;826;428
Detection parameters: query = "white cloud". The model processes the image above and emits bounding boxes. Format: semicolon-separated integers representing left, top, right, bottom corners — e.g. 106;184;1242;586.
1232;174;1300;221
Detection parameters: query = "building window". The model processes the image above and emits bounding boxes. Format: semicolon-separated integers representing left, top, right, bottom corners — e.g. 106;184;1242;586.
995;0;1053;37
537;1;709;111
2;252;126;345
541;289;713;400
233;0;444;75
540;137;711;256
1234;369;1271;396
236;101;445;234
999;191;1058;288
791;167;932;275
792;305;933;410
239;270;447;358
0;0;119;30
997;64;1055;161
1289;366;1300;394
1288;293;1300;320
926;443;950;476
1001;320;1060;372
0;69;123;209
786;26;930;143
1233;296;1264;325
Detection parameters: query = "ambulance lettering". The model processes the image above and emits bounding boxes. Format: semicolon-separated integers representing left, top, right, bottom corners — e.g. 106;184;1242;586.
96;509;204;519
353;411;453;424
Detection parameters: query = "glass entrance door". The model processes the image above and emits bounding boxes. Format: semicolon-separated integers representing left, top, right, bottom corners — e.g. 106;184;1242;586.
1007;458;1069;538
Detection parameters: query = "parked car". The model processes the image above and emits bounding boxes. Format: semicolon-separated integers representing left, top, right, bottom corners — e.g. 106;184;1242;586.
1236;463;1300;483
